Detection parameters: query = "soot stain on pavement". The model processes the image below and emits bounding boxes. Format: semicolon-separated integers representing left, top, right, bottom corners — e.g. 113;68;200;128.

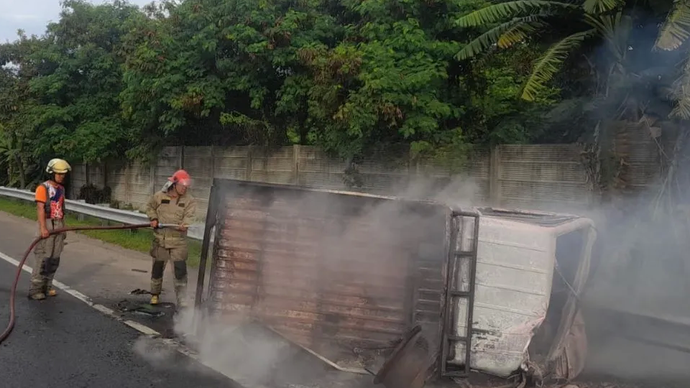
116;299;167;317
112;297;183;339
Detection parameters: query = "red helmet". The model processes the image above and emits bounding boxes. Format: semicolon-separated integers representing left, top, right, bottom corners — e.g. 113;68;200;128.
169;169;191;186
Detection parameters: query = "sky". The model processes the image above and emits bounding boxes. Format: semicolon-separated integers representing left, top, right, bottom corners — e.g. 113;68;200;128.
0;0;154;43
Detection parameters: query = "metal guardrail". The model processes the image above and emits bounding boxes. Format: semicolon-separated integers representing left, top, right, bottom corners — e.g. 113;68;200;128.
0;186;204;241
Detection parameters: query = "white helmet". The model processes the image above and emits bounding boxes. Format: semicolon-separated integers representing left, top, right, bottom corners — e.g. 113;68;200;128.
46;158;71;174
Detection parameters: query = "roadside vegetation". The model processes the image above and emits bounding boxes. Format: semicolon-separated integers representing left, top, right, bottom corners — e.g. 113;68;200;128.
0;0;689;236
1;0;688;196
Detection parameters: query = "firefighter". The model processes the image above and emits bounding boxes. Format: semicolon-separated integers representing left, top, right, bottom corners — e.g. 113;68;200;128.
29;158;71;301
145;169;197;308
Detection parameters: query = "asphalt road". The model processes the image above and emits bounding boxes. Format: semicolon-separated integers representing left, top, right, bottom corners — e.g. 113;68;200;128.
0;257;237;388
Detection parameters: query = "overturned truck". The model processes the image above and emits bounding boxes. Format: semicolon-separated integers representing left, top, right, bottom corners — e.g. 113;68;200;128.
193;179;596;387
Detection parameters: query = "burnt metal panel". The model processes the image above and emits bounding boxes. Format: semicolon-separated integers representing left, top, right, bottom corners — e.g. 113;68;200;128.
200;179;450;370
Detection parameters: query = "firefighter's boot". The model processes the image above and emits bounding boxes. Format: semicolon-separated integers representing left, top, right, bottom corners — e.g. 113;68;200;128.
28;292;46;301
150;271;163;306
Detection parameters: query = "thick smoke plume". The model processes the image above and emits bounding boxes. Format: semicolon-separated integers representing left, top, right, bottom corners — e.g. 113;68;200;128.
133;174;484;388
134;132;690;388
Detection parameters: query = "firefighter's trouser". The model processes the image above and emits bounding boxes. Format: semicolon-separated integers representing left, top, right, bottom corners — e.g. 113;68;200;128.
149;239;188;305
29;218;66;296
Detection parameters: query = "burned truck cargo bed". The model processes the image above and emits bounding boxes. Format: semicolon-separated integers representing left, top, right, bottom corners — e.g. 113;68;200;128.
194;179;454;372
193;179;596;387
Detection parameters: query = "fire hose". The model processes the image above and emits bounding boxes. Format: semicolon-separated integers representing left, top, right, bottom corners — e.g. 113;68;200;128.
0;222;182;345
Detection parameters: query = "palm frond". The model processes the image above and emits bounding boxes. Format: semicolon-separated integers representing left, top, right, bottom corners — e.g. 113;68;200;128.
584;12;623;42
498;17;549;48
583;0;625;14
671;95;690;119
455;0;577;27
655;0;690;51
668;58;690;119
586;12;631;62
455;16;548;60
521;29;597;101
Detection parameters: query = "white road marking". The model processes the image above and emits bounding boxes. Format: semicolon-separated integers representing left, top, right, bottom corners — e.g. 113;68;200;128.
123;320;160;336
0;249;220;375
0;250;126;322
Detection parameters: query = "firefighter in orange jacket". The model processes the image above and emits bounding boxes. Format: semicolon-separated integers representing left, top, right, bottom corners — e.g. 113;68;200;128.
29;158;71;300
145;170;197;308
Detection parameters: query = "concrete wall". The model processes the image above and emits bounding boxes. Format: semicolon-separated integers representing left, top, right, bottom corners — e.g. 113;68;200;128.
495;145;593;210
70;142;666;220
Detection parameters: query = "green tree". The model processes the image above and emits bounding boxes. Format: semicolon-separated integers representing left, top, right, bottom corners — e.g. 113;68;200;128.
25;0;140;164
299;0;553;159
0;31;49;187
119;0;344;158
